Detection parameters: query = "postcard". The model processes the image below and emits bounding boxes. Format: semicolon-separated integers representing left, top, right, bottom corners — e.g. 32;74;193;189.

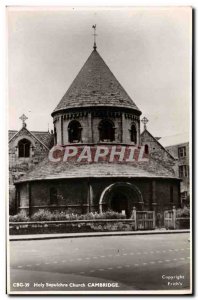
7;6;192;295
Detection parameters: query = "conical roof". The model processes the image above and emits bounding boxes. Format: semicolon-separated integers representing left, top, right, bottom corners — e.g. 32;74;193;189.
52;49;141;115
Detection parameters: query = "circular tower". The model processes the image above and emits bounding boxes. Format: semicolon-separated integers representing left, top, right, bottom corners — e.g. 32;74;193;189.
51;47;142;147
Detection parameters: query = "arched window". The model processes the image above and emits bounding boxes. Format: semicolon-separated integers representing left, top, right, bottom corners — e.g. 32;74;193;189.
131;124;137;144
68;120;82;143
145;144;149;155
50;187;58;205
18;139;31;158
99;119;115;142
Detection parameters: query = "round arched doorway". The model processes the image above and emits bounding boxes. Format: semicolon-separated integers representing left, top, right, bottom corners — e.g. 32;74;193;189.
99;182;143;218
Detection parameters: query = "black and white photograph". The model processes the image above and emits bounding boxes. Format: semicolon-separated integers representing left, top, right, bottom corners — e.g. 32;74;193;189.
7;6;192;295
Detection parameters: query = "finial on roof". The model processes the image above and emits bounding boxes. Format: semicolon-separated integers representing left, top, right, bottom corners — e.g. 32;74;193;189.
19;114;28;128
141;116;149;130
92;24;97;50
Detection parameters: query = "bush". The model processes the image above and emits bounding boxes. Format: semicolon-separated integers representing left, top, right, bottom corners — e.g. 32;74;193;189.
30;210;77;221
31;209;53;221
9;211;30;222
74;211;125;220
176;206;190;218
65;213;79;221
101;210;126;219
10;209;126;222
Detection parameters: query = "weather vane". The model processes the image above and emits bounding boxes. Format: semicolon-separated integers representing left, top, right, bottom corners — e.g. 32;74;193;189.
141;116;149;130
19;114;28;128
92;24;97;50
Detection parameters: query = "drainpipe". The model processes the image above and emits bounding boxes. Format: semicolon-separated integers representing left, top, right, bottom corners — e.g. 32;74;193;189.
28;182;32;217
15;185;18;214
87;179;90;213
61;116;64;145
152;180;157;228
152;180;157;211
87;179;93;213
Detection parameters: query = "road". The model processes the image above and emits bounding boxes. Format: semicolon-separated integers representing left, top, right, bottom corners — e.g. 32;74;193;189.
8;233;191;293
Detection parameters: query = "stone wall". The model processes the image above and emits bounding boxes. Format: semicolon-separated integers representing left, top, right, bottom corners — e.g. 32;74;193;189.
15;177;181;216
9;219;136;235
9;127;53;214
9;128;50;177
155;180;180;212
141;130;177;175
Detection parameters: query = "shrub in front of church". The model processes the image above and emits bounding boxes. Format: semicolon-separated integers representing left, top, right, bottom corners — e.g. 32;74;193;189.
176;206;190;217
30;209;126;221
96;211;126;220
9;209;126;222
9;211;30;222
78;211;126;220
9;209;133;235
31;209;60;221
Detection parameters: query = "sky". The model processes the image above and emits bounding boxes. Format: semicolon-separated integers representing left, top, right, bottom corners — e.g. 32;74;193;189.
7;7;191;139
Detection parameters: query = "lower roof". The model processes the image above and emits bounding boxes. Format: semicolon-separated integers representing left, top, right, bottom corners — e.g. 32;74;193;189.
15;158;179;183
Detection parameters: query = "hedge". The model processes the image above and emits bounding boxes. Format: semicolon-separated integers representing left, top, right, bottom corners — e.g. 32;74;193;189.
9;209;126;222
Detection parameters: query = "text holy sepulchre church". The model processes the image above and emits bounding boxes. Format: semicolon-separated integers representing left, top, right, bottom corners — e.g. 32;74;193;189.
9;26;189;218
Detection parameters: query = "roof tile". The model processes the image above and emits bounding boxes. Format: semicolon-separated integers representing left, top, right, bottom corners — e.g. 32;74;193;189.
15;157;178;183
53;50;140;114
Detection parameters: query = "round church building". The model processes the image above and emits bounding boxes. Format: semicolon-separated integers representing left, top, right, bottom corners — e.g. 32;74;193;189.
14;45;181;217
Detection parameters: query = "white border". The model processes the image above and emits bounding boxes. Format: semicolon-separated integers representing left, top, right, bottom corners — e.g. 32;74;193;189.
1;1;196;299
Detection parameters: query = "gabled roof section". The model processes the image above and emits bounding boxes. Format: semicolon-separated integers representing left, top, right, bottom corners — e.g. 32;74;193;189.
9;128;54;150
31;131;54;149
52;50;141;115
141;129;175;160
9;130;18;141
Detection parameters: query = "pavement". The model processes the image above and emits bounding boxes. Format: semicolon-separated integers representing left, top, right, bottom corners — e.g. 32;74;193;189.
9;228;190;241
8;232;191;294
